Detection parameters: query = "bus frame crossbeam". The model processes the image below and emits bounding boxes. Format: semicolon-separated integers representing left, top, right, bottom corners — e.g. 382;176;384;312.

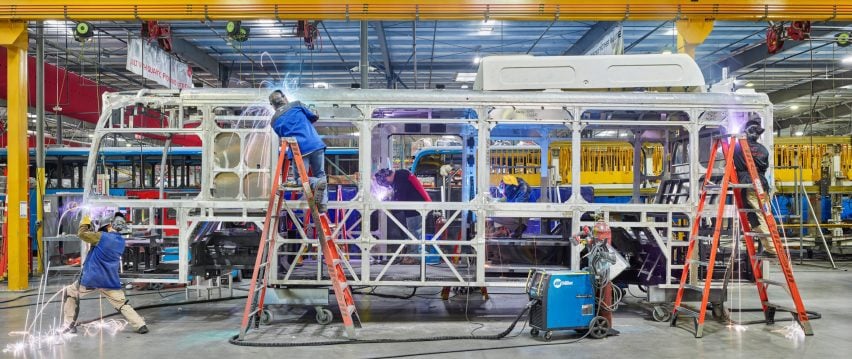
82;87;772;294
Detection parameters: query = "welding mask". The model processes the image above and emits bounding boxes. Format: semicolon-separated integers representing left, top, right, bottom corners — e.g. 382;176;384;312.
743;120;764;141
374;168;394;188
112;215;128;233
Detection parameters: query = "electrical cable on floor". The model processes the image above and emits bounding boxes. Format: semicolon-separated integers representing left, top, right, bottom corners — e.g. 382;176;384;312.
352;287;417;300
0;289;187;310
76;295;249;325
228;299;536;347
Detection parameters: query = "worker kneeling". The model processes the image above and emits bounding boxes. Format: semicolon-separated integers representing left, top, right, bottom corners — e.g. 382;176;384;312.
491;175;531;239
63;213;148;334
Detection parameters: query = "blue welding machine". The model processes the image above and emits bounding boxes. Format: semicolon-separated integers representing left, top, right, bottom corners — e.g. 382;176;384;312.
526;269;610;341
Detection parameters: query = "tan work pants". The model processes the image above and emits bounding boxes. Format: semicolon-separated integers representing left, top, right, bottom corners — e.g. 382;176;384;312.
745;190;776;255
63;281;146;330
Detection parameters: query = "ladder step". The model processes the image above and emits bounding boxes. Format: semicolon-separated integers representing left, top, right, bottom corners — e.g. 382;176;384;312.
759;278;788;288
738;208;762;213
694;235;716;243
279;183;304;192
674;305;700;318
336;281;349;291
332;259;343;266
683;284;706;292
705;184;750;190
687;259;709;266
763;301;798;314
345;304;357;315
745;232;771;238
727;184;752;189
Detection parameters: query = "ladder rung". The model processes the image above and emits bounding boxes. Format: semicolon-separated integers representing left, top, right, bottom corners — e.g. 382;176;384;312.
759;278;788;287
687;259;709;266
763;301;798;314
336;281;349;291
345;304;357;315
738;208;762;213
332;259;343;266
745;232;771;238
674;305;700;318
279;184;304;192
728;184;752;189
694;236;715;243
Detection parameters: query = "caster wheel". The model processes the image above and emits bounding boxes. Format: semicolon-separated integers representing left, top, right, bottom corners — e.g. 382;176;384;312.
652;306;672;322
530;328;539;337
588;316;610;339
316;308;333;325
260;309;273;325
544;331;553;342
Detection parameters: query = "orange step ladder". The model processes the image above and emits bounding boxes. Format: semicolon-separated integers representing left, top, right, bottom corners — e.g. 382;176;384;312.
670;135;813;338
237;138;361;340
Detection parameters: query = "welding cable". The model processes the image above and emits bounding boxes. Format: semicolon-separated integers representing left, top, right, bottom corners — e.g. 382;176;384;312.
0;289;187;310
227;299;537;347
351;287;417;299
75;295;249;325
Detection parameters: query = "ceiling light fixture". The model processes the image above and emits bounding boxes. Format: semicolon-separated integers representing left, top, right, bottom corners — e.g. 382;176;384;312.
842;55;852;65
790;105;800;110
794;130;804;136
745;82;754;88
473;56;481;64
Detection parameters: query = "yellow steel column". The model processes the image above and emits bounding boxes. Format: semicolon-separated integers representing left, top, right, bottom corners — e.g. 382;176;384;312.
1;21;30;290
675;19;714;58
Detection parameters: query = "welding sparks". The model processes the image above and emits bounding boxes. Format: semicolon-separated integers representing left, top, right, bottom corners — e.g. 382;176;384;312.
3;329;76;356
726;324;748;333
79;319;129;336
774;323;806;342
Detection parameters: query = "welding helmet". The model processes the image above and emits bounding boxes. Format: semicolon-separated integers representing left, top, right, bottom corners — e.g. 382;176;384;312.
374;168;394;188
269;90;287;109
743;120;764;141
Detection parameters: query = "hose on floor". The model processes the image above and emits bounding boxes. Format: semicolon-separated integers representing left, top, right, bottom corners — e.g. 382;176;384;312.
227;299;537;347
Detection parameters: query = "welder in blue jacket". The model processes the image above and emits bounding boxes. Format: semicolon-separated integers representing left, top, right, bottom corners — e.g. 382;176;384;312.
269;90;328;213
492;175;531;238
63;213;148;334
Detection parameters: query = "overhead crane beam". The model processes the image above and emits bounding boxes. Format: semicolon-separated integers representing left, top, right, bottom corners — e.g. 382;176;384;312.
2;1;852;21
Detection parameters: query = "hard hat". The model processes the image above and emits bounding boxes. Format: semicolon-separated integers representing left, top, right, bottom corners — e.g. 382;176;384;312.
501;175;519;186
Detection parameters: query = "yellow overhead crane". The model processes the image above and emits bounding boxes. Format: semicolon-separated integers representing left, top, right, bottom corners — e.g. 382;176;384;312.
1;0;849;289
1;1;851;21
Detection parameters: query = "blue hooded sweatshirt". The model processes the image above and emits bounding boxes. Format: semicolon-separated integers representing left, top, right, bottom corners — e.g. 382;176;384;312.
271;101;326;155
80;232;125;289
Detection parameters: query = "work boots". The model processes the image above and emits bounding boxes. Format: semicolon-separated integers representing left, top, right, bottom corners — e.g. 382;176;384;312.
313;178;328;213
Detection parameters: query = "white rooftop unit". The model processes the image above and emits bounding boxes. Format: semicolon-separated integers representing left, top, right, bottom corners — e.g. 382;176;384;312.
474;54;706;92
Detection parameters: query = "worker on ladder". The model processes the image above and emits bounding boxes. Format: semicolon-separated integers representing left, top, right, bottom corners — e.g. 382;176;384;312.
269;90;328;213
733;120;775;257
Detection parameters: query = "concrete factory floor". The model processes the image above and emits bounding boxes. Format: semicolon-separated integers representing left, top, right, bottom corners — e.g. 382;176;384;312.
1;260;850;358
